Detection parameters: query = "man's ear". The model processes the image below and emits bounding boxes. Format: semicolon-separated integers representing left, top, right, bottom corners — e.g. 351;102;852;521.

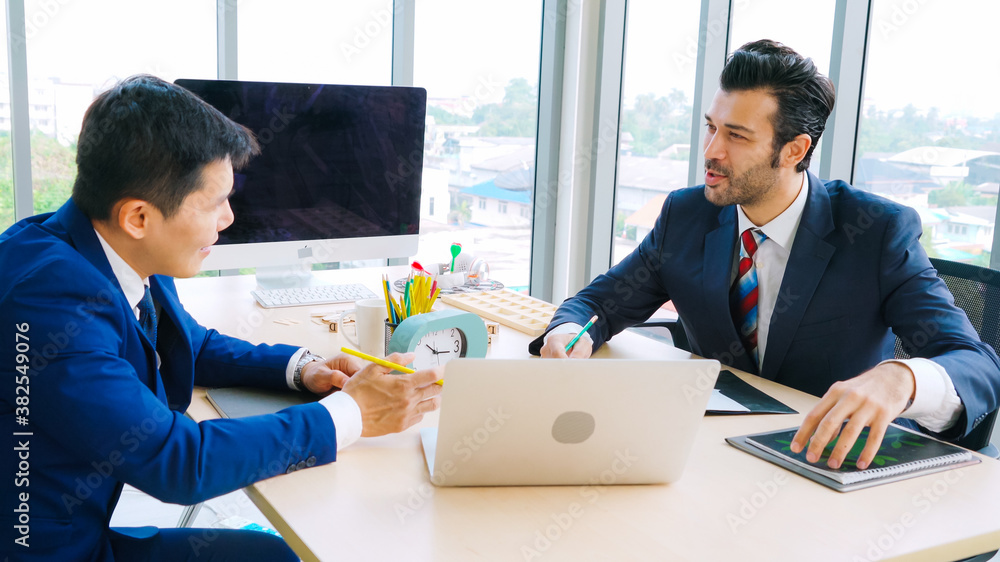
782;133;812;170
117;199;154;240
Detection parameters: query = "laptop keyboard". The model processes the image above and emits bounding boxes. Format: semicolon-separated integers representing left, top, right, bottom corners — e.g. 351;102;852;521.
251;283;378;308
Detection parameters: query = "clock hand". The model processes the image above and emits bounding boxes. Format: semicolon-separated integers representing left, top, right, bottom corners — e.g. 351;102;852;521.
425;344;438;354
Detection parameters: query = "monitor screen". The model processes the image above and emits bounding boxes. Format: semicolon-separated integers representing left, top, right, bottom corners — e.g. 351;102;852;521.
175;79;426;271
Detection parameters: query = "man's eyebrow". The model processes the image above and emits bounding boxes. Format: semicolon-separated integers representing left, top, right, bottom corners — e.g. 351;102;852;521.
725;123;755;134
704;114;755;135
216;188;235;204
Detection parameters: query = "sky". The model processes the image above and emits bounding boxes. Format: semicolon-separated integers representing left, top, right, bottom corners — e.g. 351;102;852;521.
5;0;1000;120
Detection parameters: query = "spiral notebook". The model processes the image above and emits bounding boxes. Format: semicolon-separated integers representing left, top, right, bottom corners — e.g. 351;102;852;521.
727;423;980;492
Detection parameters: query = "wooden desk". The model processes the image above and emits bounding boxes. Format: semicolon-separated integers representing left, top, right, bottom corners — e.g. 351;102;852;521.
178;268;1000;561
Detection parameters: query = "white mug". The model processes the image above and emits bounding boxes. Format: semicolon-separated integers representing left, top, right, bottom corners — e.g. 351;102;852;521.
339;298;388;357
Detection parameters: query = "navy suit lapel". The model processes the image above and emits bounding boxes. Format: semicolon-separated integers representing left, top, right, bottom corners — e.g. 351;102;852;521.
760;173;836;380
703;205;757;374
150;276;196;411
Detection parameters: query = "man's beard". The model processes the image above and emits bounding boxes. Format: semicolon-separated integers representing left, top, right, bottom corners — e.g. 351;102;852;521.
703;155;780;208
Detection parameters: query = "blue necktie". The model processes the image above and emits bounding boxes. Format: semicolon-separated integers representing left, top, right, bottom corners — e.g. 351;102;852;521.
138;286;157;349
731;228;766;367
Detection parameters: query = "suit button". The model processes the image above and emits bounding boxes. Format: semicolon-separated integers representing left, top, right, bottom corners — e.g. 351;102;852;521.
285;464;296;474
296;460;307;470
306;456;317;467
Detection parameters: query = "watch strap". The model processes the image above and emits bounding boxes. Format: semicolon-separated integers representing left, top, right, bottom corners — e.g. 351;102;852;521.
293;351;325;392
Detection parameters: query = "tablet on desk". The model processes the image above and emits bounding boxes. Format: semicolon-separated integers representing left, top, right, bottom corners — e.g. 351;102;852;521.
420;358;720;486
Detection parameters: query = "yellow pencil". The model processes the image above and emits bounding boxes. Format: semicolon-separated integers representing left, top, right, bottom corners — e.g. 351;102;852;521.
419;275;430;313
389;295;402;324
340;346;444;385
428;286;441;310
381;275;393;323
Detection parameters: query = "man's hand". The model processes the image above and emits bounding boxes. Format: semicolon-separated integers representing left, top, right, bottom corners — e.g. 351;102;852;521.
300;353;365;396
790;363;915;470
540;333;593;359
341;352;443;437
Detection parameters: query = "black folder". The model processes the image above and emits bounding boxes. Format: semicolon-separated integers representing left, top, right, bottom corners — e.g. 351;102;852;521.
708;370;797;415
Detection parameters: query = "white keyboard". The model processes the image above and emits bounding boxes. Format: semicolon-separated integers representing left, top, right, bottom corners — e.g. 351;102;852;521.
251;283;379;308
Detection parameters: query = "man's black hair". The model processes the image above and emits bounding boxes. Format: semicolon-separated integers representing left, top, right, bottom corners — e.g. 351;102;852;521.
719;39;835;173
72;74;260;220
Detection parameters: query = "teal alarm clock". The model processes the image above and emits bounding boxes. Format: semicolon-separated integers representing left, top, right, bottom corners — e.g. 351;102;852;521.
387;309;488;369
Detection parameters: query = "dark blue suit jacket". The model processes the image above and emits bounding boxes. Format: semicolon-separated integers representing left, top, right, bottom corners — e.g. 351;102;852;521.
0;201;339;561
531;174;1000;439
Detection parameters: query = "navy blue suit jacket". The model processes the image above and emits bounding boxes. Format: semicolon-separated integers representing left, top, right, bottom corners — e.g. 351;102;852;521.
531;174;1000;439
0;201;338;561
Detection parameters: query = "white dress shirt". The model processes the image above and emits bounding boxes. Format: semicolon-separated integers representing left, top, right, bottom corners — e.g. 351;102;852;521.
548;173;963;432
94;229;362;450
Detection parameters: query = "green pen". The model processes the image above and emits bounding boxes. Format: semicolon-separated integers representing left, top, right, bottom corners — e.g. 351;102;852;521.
565;315;598;353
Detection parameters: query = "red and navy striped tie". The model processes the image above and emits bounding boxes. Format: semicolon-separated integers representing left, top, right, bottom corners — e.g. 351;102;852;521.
731;228;766;367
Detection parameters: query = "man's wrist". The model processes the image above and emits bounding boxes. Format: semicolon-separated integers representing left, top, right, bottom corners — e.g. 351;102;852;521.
544;323;591;345
293;351;325;392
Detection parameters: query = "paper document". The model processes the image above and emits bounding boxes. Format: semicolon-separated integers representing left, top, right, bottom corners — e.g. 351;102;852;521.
708;389;751;413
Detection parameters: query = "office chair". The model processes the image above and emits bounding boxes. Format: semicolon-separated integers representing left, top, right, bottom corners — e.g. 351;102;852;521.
893;258;1000;459
629;316;689;352
896;258;1000;562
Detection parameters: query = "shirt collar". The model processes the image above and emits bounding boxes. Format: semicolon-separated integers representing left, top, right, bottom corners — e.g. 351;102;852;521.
93;229;148;314
736;171;809;250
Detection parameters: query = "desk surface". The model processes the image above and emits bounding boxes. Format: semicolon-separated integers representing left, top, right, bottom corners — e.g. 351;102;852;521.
178;268;1000;562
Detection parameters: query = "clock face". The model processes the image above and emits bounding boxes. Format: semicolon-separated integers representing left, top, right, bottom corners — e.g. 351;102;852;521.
412;328;467;369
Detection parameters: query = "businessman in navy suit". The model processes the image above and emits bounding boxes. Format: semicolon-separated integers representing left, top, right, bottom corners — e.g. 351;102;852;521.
0;75;442;561
533;40;1000;471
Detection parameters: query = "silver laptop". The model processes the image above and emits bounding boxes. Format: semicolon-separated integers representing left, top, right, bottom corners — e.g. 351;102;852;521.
420;358;720;486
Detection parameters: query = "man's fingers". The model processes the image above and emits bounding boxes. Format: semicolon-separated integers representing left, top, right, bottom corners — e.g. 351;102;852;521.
326;369;350;389
856;419;890;470
541;334;572;358
825;414;870;469
791;394;838;453
383;352;416;371
419;381;443;399
408;367;445;387
804;401;860;463
541;346;569;358
803;414;842;464
568;340;592;358
415;395;441;415
545;347;569;358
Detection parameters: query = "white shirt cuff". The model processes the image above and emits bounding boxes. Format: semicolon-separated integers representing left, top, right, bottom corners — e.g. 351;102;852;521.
285;348;309;390
880;358;963;433
544;322;593;346
319;391;363;451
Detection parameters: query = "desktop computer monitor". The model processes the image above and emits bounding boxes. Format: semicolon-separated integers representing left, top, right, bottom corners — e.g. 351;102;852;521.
175;79;426;287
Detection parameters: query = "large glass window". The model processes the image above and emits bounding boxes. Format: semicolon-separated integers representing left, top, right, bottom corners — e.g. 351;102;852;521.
0;7;13;229
612;1;702;265
728;0;834;75
729;0;836;178
411;1;542;291
25;0;216;215
238;0;391;85
856;0;1000;266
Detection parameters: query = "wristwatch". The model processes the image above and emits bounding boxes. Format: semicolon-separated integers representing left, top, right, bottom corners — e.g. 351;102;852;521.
293;351;325;392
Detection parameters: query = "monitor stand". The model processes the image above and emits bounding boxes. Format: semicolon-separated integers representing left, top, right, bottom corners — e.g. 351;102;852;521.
254;263;320;290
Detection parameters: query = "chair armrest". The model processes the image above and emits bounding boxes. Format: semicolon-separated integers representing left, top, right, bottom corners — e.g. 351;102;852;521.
630;320;690;352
